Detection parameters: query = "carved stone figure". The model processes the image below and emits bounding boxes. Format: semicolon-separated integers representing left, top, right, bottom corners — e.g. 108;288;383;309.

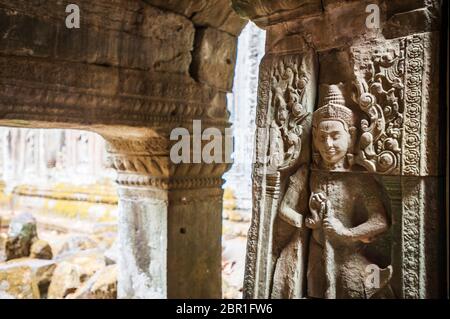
237;0;443;300
270;96;311;298
272;85;394;299
270;162;310;298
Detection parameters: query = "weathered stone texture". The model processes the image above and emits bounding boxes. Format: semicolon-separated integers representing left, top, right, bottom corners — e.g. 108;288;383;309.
67;264;117;299
0;0;238;132
89;265;117;299
232;0;322;27
0;263;40;299
106;135;229;298
0;0;194;73
47;261;82;299
191;28;238;91
167;190;223;298
384;8;440;39
145;0;247;36
0;56;226;130
0;0;443;300
30;239;53;260
385;0;438;18
0;258;56;299
235;0;441;54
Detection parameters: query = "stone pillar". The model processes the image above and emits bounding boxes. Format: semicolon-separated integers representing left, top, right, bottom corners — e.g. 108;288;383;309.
105;132;230;298
232;0;445;298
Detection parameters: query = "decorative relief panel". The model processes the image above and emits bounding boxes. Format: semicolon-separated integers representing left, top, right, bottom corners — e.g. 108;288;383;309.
246;32;440;299
352;34;432;177
245;50;317;298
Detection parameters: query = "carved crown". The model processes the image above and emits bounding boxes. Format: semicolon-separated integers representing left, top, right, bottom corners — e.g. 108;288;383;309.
313;85;355;129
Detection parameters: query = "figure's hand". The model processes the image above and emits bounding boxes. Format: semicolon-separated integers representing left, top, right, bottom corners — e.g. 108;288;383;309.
306;193;326;229
310;193;326;212
323;214;352;240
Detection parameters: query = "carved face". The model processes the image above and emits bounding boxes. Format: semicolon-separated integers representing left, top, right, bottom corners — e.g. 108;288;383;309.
313;120;351;165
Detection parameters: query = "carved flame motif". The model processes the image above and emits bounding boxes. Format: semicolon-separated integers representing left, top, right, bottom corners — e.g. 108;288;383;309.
353;47;405;174
268;57;309;171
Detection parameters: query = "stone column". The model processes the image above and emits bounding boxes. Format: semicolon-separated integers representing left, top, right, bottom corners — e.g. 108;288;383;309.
232;0;445;298
105;130;230;298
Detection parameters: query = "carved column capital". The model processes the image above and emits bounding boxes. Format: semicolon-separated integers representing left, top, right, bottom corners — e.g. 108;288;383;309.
104;135;231;193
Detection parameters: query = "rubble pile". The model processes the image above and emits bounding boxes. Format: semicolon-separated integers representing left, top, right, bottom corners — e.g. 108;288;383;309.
0;213;117;299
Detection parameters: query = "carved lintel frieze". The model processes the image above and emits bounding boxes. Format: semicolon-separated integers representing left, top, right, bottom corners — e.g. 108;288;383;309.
256;51;317;171
402;35;427;176
352;40;405;175
381;175;442;299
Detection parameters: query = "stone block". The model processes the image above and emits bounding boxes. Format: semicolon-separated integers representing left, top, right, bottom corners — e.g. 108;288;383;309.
67;264;117;299
191;28;237;91
5;212;37;261
30;239;53;260
0;0;195;73
47;261;81;299
385;0;431;17
383;8;439;39
146;0;247;36
0;258;56;299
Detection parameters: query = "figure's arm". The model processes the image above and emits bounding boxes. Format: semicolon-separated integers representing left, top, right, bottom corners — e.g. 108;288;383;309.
348;183;389;243
278;166;309;228
279;185;303;228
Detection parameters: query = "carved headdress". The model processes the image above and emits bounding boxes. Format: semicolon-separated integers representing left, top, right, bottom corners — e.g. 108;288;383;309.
312;84;355;131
